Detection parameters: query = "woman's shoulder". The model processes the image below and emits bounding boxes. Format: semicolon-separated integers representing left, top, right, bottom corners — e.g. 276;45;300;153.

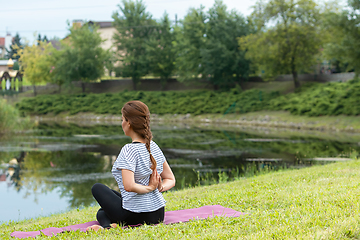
150;140;160;148
120;143;136;153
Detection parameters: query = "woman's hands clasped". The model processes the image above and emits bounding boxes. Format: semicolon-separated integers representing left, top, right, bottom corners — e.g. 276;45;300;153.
149;169;162;192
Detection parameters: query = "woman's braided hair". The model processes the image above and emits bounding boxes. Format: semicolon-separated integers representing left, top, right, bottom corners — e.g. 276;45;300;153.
121;101;156;170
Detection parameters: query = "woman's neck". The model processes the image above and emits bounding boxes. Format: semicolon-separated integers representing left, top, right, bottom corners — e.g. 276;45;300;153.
129;132;146;143
132;139;145;143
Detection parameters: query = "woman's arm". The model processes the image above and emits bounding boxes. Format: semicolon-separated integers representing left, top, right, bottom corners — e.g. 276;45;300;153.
121;169;160;194
158;161;176;192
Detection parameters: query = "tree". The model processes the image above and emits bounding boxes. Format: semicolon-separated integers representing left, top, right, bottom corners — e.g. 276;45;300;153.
322;0;360;75
43;35;49;43
146;12;176;89
201;0;250;88
15;41;54;96
63;22;108;92
173;6;206;81
6;33;23;60
112;0;156;90
47;46;75;93
240;0;323;89
37;34;42;46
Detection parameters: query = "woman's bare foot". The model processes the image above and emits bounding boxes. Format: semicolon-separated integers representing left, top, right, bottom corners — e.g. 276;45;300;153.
86;224;104;231
110;223;118;228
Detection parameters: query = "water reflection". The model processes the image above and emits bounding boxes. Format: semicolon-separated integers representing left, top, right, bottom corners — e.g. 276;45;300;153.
1;122;359;223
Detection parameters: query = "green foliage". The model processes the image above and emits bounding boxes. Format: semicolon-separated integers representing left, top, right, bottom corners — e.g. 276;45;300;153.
37;33;49;45
322;0;360;74
240;0;323;88
202;1;250;88
12;61;19;71
174;1;250;88
47;46;73;92
15;89;278;116
63;22;108;92
15;41;54;96
173;6;207;81
112;0;156;89
0;99;31;133
268;79;360;116
6;33;22;60
14;79;360;118
146;13;176;88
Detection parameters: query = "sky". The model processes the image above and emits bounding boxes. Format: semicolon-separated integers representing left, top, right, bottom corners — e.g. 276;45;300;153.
1;0;255;44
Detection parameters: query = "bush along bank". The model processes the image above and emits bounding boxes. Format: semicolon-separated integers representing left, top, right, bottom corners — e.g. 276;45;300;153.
269;78;360;116
15;89;280;116
14;78;360;118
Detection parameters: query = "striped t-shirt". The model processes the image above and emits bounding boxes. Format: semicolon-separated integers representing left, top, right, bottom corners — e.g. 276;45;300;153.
112;141;166;213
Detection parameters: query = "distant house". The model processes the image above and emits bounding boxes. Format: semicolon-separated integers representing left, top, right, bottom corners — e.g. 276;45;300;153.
0;59;13;72
88;20;121;77
0;33;14;59
64;20;120;77
89;21;117;53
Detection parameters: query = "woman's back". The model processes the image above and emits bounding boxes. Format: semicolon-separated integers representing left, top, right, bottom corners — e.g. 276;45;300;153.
112;141;166;212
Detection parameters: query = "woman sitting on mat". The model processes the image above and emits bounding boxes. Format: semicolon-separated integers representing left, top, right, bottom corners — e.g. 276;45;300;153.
88;100;176;231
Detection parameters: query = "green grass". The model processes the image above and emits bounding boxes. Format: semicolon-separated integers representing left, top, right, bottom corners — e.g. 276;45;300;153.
2;160;360;239
21;77;47;87
0;99;32;134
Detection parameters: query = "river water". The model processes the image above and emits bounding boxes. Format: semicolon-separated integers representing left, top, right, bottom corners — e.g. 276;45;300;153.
1;121;359;223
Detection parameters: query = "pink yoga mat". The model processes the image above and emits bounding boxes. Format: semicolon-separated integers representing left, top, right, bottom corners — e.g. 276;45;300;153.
10;205;245;239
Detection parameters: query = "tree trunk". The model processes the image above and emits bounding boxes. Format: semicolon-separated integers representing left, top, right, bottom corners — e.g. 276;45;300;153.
291;56;300;89
292;70;300;89
33;85;37;96
81;82;86;93
132;79;138;91
160;78;167;91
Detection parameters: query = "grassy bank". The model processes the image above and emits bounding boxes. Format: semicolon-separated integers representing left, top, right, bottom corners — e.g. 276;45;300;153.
0;99;32;134
33;110;360;134
8;78;360;134
2;160;360;239
13;79;360;117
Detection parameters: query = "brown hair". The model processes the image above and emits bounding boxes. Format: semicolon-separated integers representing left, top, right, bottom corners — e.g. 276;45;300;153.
121;101;156;170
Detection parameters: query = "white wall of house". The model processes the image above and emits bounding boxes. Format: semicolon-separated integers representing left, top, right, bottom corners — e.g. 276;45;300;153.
98;27;117;52
5;34;12;54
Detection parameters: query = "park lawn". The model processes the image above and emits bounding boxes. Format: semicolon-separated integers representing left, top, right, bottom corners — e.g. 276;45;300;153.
2;160;360;239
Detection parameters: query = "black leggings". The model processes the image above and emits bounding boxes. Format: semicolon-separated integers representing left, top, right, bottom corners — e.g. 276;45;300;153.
91;183;164;228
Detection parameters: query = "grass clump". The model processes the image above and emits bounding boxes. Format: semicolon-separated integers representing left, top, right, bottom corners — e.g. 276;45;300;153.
2;160;360;239
0;99;32;134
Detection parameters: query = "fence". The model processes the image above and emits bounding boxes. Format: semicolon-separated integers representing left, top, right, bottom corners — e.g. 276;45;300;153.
13;72;358;94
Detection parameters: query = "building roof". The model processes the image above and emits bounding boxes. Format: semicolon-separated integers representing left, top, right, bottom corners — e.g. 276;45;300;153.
89;21;113;28
49;39;62;50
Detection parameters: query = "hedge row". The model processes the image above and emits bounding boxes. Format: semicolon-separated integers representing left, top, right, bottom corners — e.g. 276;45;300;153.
269;79;360;116
15;89;278;116
15;79;360;117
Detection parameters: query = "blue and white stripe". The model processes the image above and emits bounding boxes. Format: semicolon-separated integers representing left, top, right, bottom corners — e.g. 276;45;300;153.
112;141;166;212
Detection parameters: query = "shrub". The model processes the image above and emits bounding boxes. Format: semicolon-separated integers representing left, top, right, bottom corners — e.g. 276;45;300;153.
0;99;32;133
